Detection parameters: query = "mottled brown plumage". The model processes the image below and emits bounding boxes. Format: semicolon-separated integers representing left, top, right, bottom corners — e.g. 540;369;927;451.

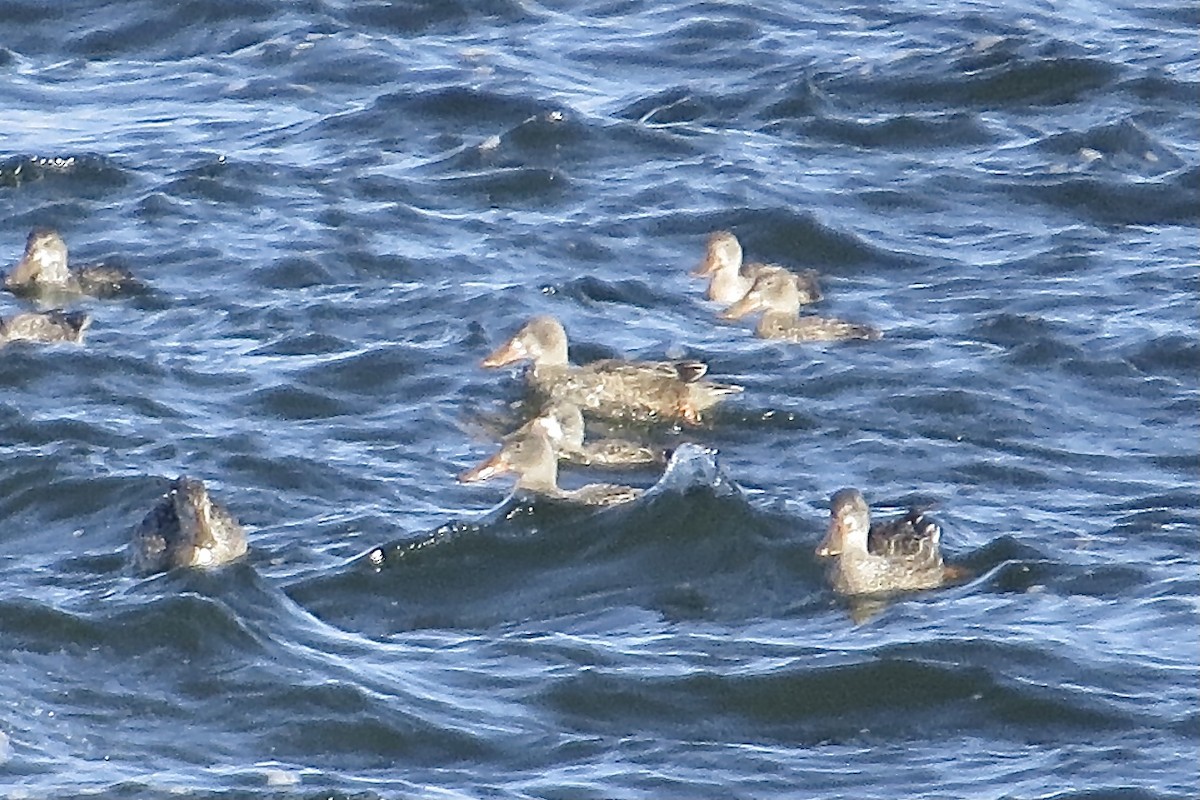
0;309;91;346
815;488;969;595
6;227;140;298
723;270;881;342
482;315;741;425
131;477;248;575
693;230;822;306
460;420;643;506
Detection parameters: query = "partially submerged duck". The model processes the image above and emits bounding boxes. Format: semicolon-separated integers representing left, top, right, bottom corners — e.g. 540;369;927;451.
6;227;139;298
513;401;667;468
482;315;742;425
460;419;643;506
815;488;969;596
694;231;822;306
0;309;91;346
722;270;881;342
131;476;248;574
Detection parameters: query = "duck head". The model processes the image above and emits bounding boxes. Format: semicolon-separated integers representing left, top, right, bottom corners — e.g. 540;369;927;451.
8;227;71;288
693;230;742;278
482;315;570;368
460;420;559;491
721;269;800;320
816;487;871;557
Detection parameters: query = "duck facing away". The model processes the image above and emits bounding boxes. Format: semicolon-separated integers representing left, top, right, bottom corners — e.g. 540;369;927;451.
815;488;969;596
6;227;139;298
693;230;822;306
482;315;742;425
723;270;881;342
131;477;248;574
0;309;91;346
514;401;667;468
460;420;643;506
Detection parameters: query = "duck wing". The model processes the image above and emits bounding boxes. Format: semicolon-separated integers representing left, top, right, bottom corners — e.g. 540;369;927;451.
74;263;141;297
868;510;942;563
764;314;881;342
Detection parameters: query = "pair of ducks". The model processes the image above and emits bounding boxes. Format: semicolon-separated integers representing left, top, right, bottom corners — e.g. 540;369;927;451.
460;314;688;506
695;231;881;342
1;227;139;347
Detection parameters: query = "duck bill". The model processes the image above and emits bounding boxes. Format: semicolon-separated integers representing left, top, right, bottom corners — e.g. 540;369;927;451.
815;519;845;557
481;337;526;368
458;452;510;483
721;295;758;320
691;253;718;278
6;255;36;287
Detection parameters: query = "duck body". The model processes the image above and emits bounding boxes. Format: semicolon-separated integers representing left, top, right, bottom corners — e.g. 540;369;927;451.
483;315;741;425
816;488;966;596
755;310;882;343
723;270;881;342
694;231;822;306
131;477;248;574
6;227;139;298
514;402;667;468
460;421;642;507
0;309;91;346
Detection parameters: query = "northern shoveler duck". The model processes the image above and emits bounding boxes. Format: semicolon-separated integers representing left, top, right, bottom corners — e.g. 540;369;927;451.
513;401;667;468
722;270;881;342
0;309;91;346
6;227;139;298
131;477;248;574
693;230;822;306
815;488;969;596
460;418;643;506
482;315;742;425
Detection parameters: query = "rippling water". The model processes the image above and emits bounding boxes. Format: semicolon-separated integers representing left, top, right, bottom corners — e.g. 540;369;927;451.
2;1;1197;797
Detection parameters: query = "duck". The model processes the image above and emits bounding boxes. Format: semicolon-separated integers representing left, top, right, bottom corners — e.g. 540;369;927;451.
0;309;91;346
481;315;742;425
693;230;822;306
130;476;248;574
459;419;643;506
6;227;139;298
513;401;667;468
722;270;881;342
815;487;969;596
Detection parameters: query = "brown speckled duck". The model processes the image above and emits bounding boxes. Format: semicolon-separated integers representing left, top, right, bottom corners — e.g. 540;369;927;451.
460;419;643;506
722;270;881;342
514;401;667;468
482;315;742;425
6;227;139;298
131;476;248;575
0;309;91;346
693;230;822;306
815;488;969;596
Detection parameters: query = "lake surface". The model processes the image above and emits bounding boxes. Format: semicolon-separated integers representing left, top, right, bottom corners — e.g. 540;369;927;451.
1;1;1197;797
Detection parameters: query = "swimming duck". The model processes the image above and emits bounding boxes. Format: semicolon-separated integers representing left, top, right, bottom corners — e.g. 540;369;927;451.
460;419;643;506
722;270;881;342
6;227;139;298
815;488;969;596
131;476;248;574
693;231;822;306
482;315;742;425
0;309;91;346
514;401;667;468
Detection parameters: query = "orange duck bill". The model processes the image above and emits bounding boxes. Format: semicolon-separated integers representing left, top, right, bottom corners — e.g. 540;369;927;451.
815;518;845;557
458;450;512;483
481;336;527;368
721;293;761;321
